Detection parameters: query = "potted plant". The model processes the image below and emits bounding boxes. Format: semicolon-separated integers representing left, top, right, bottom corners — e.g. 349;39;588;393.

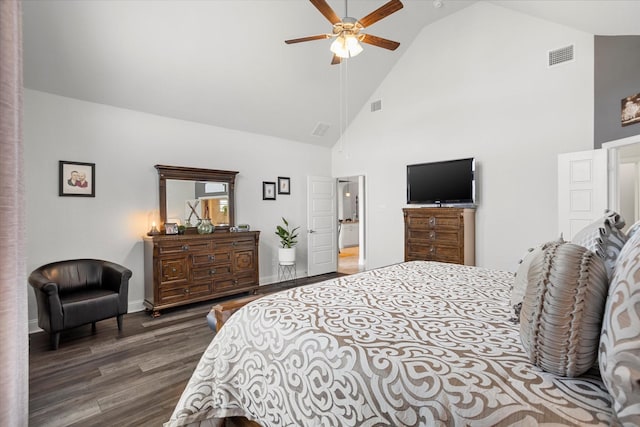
276;217;299;265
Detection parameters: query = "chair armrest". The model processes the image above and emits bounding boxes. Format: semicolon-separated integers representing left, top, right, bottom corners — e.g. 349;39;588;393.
28;271;59;296
101;261;133;293
102;261;132;315
28;270;63;332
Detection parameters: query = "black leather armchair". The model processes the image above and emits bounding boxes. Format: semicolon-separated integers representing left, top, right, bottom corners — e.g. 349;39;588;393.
29;259;132;350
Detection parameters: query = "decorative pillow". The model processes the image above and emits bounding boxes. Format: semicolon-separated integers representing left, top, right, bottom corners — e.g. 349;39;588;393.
519;240;608;377
510;246;542;319
572;210;627;279
510;238;563;320
599;230;640;426
626;218;640;240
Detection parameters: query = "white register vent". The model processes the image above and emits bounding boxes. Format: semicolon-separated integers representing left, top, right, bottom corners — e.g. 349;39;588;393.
548;45;574;67
311;122;330;137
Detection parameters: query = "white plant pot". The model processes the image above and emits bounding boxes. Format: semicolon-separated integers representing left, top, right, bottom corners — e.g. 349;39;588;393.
278;247;296;266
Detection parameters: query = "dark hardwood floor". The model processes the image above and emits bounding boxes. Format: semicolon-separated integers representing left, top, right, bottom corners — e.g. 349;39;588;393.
29;273;343;427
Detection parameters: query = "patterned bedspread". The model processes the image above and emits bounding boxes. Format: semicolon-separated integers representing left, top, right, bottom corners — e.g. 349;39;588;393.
165;261;612;426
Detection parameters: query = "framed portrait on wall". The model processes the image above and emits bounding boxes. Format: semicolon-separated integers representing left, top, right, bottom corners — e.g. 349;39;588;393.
263;181;276;200
59;160;95;197
278;177;290;195
622;93;640;127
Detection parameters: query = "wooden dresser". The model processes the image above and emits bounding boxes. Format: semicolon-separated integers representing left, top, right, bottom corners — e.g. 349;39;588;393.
143;231;260;317
403;208;475;266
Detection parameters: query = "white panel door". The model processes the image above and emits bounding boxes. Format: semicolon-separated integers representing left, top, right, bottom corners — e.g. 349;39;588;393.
307;176;337;276
558;149;607;240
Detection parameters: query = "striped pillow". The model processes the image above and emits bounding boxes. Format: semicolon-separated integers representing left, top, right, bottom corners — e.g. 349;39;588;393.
520;240;608;377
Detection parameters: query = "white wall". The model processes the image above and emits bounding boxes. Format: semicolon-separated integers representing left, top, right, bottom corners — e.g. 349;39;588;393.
332;2;595;272
25;89;331;329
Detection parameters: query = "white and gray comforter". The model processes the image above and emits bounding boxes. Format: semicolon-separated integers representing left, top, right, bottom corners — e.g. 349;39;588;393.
166;261;612;426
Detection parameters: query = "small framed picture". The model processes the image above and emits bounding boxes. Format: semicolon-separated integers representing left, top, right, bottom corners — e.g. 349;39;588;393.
278;177;291;195
263;181;276;200
164;222;178;235
59;160;95;197
622;93;640;127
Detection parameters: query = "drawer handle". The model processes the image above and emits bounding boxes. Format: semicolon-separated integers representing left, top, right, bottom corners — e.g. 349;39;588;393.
429;231;436;240
181;244;190;251
209;269;216;275
429;217;436;226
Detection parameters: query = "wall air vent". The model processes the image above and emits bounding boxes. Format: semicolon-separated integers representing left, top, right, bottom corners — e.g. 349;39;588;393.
311;122;330;137
371;99;382;112
548;45;574;67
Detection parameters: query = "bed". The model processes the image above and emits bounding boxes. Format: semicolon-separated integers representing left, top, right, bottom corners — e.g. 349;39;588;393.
165;260;614;426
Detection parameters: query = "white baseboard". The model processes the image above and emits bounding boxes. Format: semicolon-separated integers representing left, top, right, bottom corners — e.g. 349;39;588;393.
29;319;41;334
128;299;146;313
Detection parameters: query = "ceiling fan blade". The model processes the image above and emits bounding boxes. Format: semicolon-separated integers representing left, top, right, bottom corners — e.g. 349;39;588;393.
310;0;341;25
358;0;404;28
360;34;400;51
285;34;332;44
331;54;341;65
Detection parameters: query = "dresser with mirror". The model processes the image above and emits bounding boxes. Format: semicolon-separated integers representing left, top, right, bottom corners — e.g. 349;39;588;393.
143;165;259;317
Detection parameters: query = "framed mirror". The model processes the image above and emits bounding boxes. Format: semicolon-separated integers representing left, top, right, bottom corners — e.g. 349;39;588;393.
155;165;238;231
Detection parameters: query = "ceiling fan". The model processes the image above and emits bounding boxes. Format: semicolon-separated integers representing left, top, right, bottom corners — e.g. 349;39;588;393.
285;0;404;65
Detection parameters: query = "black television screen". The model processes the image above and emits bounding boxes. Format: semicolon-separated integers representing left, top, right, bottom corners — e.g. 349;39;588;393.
407;158;476;205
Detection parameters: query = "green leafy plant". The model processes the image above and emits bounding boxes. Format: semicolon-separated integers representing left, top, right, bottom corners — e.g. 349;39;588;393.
275;217;300;248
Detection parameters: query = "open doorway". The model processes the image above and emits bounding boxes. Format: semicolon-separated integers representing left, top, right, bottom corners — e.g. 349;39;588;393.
337;175;365;274
604;135;640;231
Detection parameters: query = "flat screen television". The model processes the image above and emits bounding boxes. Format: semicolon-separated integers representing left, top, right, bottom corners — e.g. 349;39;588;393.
407;157;476;205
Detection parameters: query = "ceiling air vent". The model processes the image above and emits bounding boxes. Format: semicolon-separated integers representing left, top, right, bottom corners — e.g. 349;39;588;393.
371;100;382;112
311;122;330;137
548;45;574;67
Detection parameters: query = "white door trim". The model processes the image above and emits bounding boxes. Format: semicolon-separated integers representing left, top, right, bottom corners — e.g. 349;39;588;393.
603;135;640;215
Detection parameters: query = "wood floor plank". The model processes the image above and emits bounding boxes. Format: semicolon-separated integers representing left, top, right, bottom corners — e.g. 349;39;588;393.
29;272;343;426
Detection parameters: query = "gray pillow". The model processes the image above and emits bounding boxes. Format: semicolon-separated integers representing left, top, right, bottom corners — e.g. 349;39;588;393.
520;240;608;377
572;210;627;279
626;218;640;240
511;246;542;317
510;239;563;319
599;230;640;426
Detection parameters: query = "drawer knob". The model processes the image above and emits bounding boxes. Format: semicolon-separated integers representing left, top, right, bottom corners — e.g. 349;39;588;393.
429;217;436;226
232;241;238;246
429;231;436;240
184;289;189;294
181;245;190;251
209;269;216;275
171;268;177;273
208;254;215;261
429;246;436;254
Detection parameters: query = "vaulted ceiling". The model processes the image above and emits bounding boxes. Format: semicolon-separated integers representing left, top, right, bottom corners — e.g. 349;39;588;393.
22;1;640;147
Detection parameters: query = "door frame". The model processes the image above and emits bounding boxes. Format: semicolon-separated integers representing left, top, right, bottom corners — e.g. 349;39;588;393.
603;134;640;216
336;175;366;272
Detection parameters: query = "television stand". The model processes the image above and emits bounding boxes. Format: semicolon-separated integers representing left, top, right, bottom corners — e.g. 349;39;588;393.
403;207;475;265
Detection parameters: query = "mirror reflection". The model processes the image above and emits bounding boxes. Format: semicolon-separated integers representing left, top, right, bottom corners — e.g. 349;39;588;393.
166;179;229;227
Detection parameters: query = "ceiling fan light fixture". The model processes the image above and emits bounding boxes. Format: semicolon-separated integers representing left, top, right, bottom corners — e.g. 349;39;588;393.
330;34;363;59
